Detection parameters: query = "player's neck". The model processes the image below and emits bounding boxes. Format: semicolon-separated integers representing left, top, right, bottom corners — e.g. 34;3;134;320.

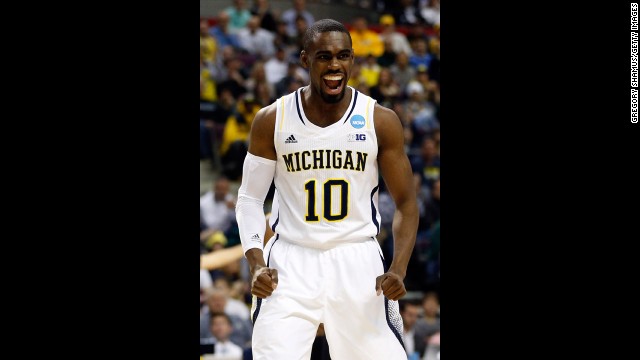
301;86;353;128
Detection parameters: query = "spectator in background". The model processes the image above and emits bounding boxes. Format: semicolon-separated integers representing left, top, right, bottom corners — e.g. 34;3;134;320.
201;50;217;103
201;20;218;65
378;14;413;57
225;0;252;34
200;52;218;159
201;288;253;349
413;173;439;288
220;94;261;180
415;291;440;355
350;16;384;58
369;67;401;109
420;177;439;233
209;313;244;359
255;82;275;106
404;80;438;150
419;0;440;28
360;54;382;88
422;331;440;360
281;0;315;38
203;230;229;254
408;38;433;73
414;173;431;228
414;66;440;124
431;128;440;154
200;85;236;166
427;28;440;84
212;46;236;84
217;52;249;100
200;177;237;239
237;14;276;60
264;47;289;88
390;51;417;95
244;61;275;102
273;19;296;53
250;0;277;33
418;176;440;286
401;301;424;360
209;11;241;51
410;137;440;189
275;61;307;98
395;0;425;26
201;268;214;310
213;277;250;321
215;247;245;283
346;61;367;90
406;22;429;45
292;14;310;57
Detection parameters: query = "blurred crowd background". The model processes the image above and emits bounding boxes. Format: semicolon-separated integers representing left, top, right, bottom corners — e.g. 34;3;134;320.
200;1;440;359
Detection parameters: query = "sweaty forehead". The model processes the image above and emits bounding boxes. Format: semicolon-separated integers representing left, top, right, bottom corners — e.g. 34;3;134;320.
309;31;352;53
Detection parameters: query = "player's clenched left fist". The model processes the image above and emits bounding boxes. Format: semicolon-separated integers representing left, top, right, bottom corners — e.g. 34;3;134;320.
375;272;407;301
251;265;279;298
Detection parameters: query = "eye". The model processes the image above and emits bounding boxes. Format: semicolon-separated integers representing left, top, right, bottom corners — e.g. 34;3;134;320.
339;53;350;60
317;55;330;60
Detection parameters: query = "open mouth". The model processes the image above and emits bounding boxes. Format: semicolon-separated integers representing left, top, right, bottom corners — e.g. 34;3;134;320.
322;74;344;95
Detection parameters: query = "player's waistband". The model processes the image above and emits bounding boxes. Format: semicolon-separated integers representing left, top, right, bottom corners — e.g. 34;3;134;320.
274;235;377;251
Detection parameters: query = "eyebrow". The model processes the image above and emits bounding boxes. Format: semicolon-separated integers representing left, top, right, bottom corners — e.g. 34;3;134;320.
315;49;351;55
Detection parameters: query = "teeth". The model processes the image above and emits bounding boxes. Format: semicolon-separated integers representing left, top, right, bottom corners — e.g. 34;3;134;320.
323;75;343;81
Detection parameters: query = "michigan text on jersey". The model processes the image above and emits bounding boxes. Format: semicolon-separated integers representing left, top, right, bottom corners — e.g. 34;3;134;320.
282;150;369;172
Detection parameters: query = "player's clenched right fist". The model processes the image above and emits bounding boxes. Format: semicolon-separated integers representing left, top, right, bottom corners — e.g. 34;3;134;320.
251;265;279;298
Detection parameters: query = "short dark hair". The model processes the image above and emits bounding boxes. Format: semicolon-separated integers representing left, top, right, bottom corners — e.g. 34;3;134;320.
400;300;420;313
210;311;232;325
302;19;352;52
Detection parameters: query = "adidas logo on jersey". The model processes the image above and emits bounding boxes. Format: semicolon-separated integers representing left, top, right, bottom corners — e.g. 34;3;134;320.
250;233;261;243
285;134;298;143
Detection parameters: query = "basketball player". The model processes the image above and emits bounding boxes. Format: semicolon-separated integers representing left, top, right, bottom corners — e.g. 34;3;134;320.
235;19;418;359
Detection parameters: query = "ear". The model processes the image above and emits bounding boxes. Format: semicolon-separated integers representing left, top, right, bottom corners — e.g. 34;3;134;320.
300;50;309;69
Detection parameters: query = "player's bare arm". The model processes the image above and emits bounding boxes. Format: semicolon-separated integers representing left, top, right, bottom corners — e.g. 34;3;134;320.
374;104;419;301
200;245;244;270
247;103;278;161
241;103;279;299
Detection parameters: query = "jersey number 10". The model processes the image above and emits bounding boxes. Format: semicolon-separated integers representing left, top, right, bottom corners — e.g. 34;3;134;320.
304;179;349;222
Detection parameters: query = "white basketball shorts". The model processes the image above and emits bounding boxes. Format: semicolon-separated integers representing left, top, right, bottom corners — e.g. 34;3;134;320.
250;236;407;360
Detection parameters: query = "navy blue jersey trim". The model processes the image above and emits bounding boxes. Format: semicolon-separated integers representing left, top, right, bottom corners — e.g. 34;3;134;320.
252;234;279;326
266;234;279;266
385;298;406;349
379;254;405;349
271;210;279;232
342;90;359;124
295;89;305;125
370;185;380;235
252;298;262;326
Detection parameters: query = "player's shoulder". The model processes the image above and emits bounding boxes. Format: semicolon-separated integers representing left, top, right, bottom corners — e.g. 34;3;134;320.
373;103;401;128
255;100;278;123
373;103;403;147
251;99;279;133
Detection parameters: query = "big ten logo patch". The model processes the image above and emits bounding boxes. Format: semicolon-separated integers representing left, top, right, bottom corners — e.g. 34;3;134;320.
348;133;367;142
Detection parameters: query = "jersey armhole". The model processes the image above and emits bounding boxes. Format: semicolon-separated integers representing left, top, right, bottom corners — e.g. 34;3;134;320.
274;96;285;145
367;97;378;148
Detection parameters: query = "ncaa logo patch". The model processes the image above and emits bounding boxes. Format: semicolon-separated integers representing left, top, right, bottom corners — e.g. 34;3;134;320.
349;114;366;129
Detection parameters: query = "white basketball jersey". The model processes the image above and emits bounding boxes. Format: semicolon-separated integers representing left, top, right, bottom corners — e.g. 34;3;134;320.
269;86;381;249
